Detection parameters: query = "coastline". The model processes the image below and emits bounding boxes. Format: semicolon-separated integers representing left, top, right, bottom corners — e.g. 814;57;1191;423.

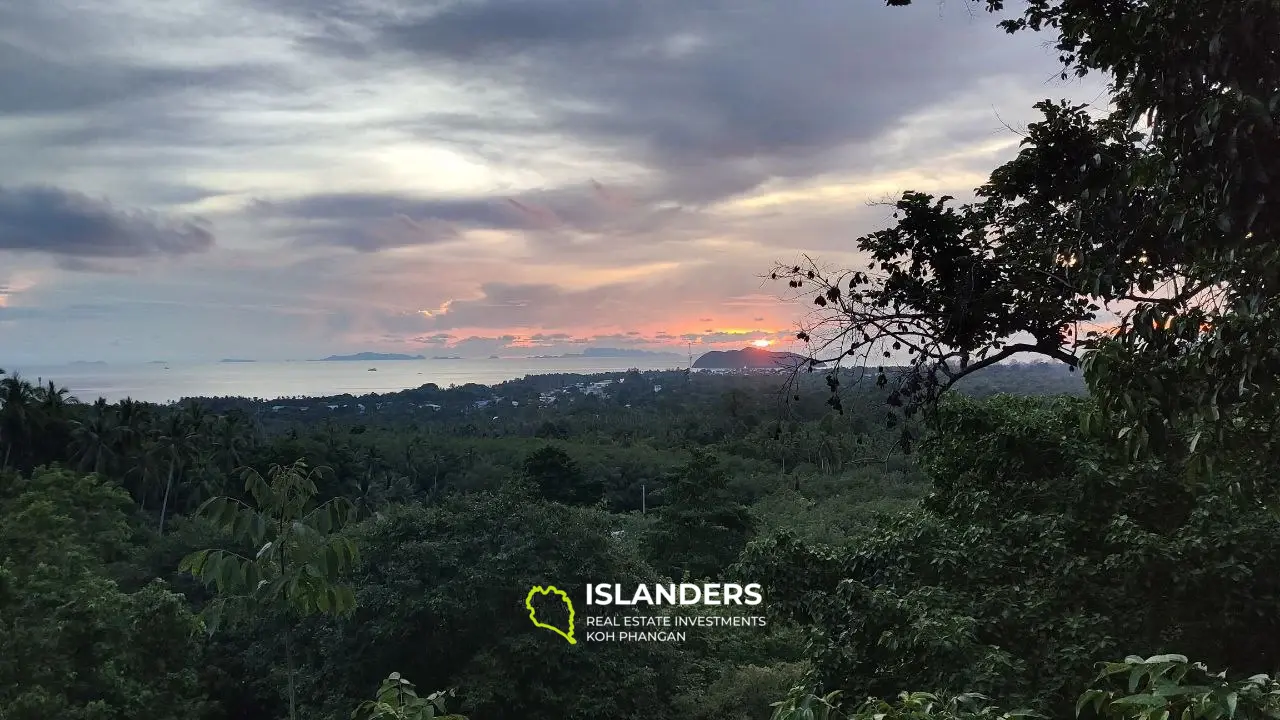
0;357;697;405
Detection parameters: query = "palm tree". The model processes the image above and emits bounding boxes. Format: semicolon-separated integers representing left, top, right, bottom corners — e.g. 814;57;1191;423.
0;372;37;470
359;444;383;488
211;412;252;473
115;398;155;507
403;437;425;484
179;399;210;434
69;399;118;475
153;412;199;535
34;379;75;413
28;379;76;465
182;448;226;512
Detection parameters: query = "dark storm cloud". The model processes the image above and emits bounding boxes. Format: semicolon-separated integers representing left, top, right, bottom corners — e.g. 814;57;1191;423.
282;0;1053;206
0;186;215;259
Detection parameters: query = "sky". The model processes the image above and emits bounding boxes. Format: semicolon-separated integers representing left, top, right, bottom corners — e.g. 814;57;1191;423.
0;0;1109;364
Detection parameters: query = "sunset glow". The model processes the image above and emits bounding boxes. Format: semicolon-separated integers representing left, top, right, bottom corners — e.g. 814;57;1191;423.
0;0;1107;364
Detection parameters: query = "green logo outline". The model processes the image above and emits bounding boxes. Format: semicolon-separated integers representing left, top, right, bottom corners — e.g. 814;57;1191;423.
525;585;577;644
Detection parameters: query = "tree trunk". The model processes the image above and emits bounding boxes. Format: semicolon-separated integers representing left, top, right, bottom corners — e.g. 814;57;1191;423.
285;632;298;720
158;460;175;535
138;467;149;512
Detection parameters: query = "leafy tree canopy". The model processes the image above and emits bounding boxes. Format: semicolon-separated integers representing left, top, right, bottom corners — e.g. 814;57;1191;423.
776;0;1279;478
0;467;210;720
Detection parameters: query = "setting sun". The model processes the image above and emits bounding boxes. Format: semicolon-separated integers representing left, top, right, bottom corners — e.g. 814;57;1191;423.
752;339;772;348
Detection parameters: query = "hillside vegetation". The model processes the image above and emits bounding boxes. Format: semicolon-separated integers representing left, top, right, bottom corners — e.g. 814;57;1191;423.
3;0;1277;718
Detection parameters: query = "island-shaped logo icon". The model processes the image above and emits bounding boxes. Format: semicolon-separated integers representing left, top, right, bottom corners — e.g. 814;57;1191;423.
525;585;576;644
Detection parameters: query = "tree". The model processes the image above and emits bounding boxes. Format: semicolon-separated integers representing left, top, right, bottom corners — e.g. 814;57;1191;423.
294;485;694;720
743;394;1280;716
0;467;210;720
0;372;37;470
70;398;118;475
644;451;755;579
522;444;600;506
179;458;360;720
769;655;1280;720
775;0;1279;475
154;411;198;536
352;673;467;720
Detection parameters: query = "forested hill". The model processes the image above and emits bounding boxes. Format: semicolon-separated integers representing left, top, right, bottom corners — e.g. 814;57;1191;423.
5;0;1276;717
1;359;1092;720
177;363;1085;424
947;362;1085;396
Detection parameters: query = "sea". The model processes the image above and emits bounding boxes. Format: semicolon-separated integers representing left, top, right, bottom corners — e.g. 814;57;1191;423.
4;357;691;405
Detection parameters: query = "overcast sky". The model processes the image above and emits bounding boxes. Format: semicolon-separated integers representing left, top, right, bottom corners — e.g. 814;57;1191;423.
0;0;1107;364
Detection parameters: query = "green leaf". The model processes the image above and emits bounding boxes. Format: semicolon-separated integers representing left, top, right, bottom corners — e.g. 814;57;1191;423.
1114;694;1168;707
1077;690;1104;717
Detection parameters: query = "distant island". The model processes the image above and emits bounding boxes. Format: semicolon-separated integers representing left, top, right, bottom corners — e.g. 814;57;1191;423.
219;358;256;363
693;347;810;369
319;352;426;361
69;360;108;366
431;355;463;360
147;360;168;364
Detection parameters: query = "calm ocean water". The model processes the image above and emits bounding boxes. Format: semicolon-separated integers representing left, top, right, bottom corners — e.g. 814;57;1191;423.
5;357;689;404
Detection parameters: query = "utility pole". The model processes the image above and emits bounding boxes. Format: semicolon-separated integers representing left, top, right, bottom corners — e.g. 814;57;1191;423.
685;342;693;387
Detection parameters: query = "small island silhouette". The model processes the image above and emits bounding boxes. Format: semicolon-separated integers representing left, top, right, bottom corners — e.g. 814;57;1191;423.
317;352;426;361
693;347;810;369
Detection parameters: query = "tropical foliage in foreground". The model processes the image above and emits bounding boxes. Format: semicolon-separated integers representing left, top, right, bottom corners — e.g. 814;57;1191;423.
760;0;1279;717
1;0;1276;717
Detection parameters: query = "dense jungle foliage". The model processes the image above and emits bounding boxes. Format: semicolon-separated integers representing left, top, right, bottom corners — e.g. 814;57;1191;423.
3;0;1278;718
0;362;1083;720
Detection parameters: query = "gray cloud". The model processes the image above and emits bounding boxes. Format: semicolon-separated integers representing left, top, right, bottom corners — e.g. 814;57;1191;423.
420;282;617;330
247;193;514;251
416;332;455;345
0;40;272;116
248;182;704;252
280;0;1062;207
385;330;715;357
433;334;520;356
0;0;1110;364
382;0;651;60
0;303;112;322
0;185;215;259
